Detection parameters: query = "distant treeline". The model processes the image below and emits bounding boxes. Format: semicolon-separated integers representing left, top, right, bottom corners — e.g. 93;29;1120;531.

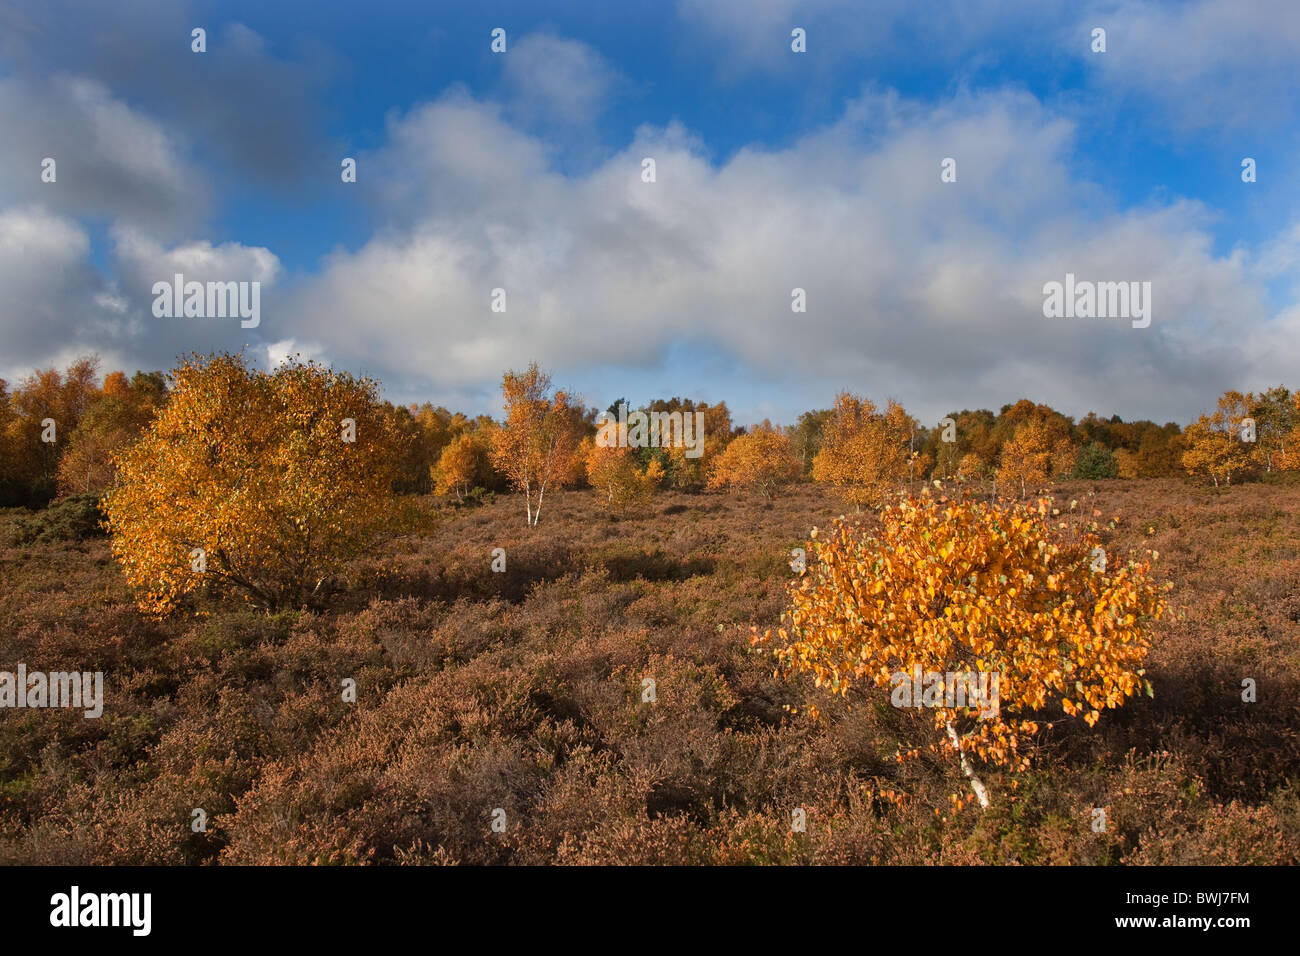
0;355;1288;508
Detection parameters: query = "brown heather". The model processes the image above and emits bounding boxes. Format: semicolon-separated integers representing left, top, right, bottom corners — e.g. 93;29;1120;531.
1;477;1298;864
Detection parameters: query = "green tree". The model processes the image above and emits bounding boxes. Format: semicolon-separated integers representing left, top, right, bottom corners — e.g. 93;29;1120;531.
789;409;832;476
1072;441;1119;480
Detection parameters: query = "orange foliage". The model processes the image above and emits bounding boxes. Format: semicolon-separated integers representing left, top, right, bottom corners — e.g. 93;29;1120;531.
1182;391;1259;486
956;452;985;481
997;419;1052;498
56;373;166;497
585;439;662;514
754;490;1167;806
103;353;405;614
489;363;584;526
811;393;912;509
706;421;801;498
433;430;492;501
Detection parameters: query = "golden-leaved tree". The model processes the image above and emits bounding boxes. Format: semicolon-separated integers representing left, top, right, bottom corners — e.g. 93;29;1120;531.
706;421;801;498
811;393;912;509
662;400;733;490
1284;391;1300;471
1249;386;1294;472
56;371;167;497
490;363;583;526
433;429;493;502
956;452;985;482
103;353;405;614
2;356;102;504
585;439;663;515
754;490;1166;808
997;419;1052;498
1182;390;1258;487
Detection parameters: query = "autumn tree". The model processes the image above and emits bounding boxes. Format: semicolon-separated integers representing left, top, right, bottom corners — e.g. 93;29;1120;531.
56;371;166;497
585;438;663;515
952;409;999;471
103;353;405;614
433;430;493;502
1283;392;1300;471
993;400;1073;453
811;393;911;509
1050;437;1078;478
0;378;18;505
956;452;985;482
754;490;1166;808
1131;424;1183;477
659;399;733;491
57;399;136;496
1182;390;1257;487
997;419;1052;498
706;421;802;499
1113;447;1138;480
1249;386;1295;472
490;363;583;526
1;356;103;505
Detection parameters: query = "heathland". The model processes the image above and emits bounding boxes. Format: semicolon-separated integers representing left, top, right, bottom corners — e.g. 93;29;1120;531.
2;476;1297;864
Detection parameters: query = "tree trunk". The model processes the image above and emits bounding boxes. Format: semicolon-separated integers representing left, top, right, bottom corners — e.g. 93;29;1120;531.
533;482;546;526
946;720;990;809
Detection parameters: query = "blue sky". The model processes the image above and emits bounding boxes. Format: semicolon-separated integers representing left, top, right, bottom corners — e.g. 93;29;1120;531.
1;0;1298;427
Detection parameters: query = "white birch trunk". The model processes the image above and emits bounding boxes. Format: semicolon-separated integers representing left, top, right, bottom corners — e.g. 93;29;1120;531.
946;720;990;809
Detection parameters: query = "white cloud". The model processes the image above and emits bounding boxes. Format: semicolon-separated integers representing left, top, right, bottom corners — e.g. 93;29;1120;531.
0;214;283;382
269;86;1299;424
0;206;132;380
0;75;205;234
502;32;621;128
111;228;280;288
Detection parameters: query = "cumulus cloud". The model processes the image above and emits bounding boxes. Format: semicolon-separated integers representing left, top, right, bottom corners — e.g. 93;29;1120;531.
0;206;134;382
269;85;1297;424
0;212;282;382
0;75;206;233
0;3;336;187
106;227;281;364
